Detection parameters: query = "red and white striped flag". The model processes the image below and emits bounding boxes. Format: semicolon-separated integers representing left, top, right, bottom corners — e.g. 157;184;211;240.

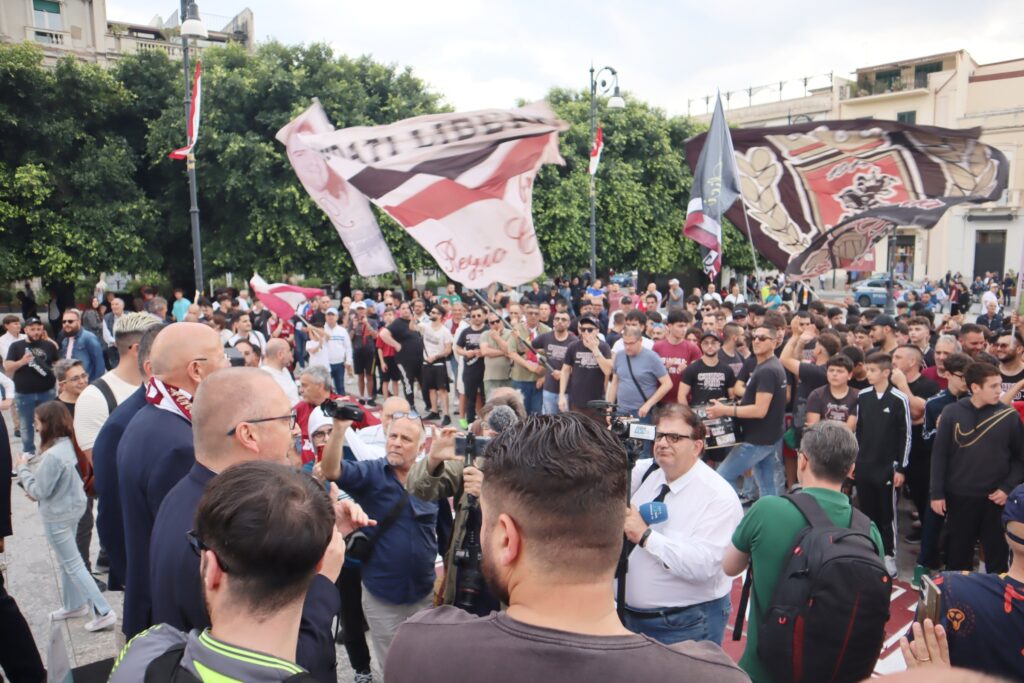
278;101;568;287
169;61;202;160
588;126;604;176
249;274;324;322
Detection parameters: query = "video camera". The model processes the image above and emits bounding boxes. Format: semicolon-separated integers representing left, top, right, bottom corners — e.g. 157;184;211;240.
319;399;366;422
586;400;655;468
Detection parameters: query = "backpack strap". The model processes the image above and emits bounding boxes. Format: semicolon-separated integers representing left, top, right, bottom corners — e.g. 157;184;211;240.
732;566;753;641
783;492;833;529
92;377;118;414
848;506;874;535
144;643;199;683
639;460;660;486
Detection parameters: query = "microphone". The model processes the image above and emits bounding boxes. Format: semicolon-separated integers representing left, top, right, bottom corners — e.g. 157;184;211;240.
486;405;519;434
639;502;669;526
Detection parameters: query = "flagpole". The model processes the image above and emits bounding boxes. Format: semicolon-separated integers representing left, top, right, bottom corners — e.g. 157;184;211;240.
180;1;205;298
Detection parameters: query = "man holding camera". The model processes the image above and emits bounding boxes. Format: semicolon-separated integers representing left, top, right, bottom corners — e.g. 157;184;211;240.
386;413;747;682
295;365;379;464
320;409;439;666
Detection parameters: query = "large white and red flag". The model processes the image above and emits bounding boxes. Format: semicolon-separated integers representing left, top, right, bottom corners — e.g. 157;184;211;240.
169;61;202;160
278;101;568;287
249;274;324;321
588;126;604;175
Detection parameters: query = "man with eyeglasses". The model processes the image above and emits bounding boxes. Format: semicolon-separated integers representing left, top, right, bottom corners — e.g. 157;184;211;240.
116;322;230;639
530;312;577;415
456;307;489;425
57;308;105;382
480;313;515;400
707;325;788;498
147;369;358;681
54;358;89;416
622;403;742;644
559;316;612;414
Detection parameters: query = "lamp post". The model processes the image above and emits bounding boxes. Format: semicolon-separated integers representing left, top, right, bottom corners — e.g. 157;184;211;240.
589;65;624;280
180;1;206;298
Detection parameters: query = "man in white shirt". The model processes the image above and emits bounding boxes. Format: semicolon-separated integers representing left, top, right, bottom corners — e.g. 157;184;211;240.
323;307;354;397
0;315;25;432
981;281;1000;311
226;312;267;352
702;283;724;305
421;304;454;424
622;403;743;645
260;338;300;406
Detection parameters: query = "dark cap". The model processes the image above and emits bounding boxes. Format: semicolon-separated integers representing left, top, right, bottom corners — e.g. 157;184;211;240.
577;316;599;330
1003;483;1024;526
621;296;633;305
871;314;896;328
700;331;722;343
23;317;43;326
733;306;748;318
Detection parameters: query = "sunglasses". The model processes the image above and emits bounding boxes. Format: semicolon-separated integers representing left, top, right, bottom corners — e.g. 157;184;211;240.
489;319;502;325
579;327;596;333
187;530;230;573
751;334;773;342
62;319;77;324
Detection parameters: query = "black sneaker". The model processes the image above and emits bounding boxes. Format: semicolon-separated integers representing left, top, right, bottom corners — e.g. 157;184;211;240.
365;399;377;408
424;411;441;421
441;415;452;427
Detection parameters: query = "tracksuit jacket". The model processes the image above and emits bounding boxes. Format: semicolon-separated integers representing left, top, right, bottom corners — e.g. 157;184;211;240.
855;383;912;484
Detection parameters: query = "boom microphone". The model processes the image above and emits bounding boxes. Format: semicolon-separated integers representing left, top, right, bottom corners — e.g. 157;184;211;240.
486;405;519;434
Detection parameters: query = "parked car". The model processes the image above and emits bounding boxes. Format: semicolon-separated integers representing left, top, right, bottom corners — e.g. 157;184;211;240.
851;277;918;308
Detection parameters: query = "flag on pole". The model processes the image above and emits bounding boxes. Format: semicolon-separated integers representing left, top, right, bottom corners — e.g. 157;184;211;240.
278;100;567;287
169;61;202;160
249;274;323;322
682;93;740;280
588;126;604;175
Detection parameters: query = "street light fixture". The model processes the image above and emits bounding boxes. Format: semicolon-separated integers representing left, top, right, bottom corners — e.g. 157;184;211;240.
589;65;623;280
180;0;205;298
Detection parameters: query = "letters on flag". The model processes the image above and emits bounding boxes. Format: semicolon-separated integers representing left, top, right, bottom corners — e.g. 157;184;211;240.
249;274;324;322
278;101;568;287
169;61;202;160
684;120;1008;278
589;126;604;176
682;94;740;279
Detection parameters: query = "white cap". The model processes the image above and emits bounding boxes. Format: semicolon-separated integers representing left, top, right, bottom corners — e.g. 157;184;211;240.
308;407;332;437
326;307;339;315
353;301;367;310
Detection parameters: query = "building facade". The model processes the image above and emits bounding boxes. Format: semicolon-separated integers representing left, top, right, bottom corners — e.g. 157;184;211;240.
0;0;253;65
696;50;1024;282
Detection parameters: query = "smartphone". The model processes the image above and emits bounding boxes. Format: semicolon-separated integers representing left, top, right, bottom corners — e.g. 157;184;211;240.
917;575;942;625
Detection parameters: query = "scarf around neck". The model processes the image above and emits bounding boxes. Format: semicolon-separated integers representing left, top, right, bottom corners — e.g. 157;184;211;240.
146;376;194;423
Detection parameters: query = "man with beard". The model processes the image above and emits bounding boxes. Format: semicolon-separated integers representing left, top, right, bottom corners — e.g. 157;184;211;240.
995;331;1024;403
529;311;577;415
380;301;426;410
385;414;747;682
4;317;58;456
679;332;736;406
456;307;488;425
922;335;961;391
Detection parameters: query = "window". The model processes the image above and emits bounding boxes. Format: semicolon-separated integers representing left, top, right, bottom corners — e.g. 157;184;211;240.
914;62;942;88
33;0;62;30
874;69;901;93
897;111;917;124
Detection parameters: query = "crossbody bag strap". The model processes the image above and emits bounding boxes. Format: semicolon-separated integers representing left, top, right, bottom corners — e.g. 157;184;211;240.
625;353;650;403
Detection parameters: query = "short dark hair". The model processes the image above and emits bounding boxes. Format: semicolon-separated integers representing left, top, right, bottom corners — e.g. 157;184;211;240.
944;352;972;375
482;414;628;578
685;294;702;305
2;315;19;326
964;361;1000;390
827;307;843;319
748;303;766;316
800;421;858;483
959;323;986;338
816;332;841;357
865;351;892;370
195;462;334;615
653;403;706;442
907;316;931;330
839;345;865;366
666;311;688;325
625;310;646;325
825;354;854;373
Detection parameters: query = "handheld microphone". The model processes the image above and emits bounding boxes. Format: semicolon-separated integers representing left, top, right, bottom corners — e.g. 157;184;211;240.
486;405;519;434
639;502;669;526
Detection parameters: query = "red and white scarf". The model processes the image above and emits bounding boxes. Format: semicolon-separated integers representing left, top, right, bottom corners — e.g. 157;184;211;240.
146;377;194;423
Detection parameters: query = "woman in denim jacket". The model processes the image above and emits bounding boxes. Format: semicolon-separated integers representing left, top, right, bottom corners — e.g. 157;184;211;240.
15;401;116;631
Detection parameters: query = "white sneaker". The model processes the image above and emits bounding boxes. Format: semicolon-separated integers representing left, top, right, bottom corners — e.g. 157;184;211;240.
884;555;898;578
84;610;117;632
50;605;89;621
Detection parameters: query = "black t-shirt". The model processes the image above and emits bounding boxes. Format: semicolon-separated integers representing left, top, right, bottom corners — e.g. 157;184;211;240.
849;376;871;391
457;325;487;376
805;385;858;424
388;317;423;365
1001;367;1024;403
907;374;941;448
794;362;828;426
739;355;788;445
59;399;76;417
718;349;744;377
563;340;611;410
532;332;577;393
6;338;58;394
681;358;735;406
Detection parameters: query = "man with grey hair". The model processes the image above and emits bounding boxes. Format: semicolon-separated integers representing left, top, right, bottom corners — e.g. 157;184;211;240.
295;365;379;466
922;334;962;390
724;421;884;682
103;296;125;346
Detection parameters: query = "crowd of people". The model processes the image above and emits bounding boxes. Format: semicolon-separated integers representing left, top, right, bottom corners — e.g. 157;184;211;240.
0;271;1022;683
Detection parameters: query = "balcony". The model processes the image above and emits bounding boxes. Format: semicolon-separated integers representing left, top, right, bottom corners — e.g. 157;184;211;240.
25;26;69;46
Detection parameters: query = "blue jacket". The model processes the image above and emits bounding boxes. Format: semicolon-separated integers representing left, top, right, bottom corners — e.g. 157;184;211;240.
59;329;105;381
117;403;195;638
93;385;146;592
150;462;340;682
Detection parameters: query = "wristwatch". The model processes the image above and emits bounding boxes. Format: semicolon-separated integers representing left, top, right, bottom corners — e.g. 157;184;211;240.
639;528;653;548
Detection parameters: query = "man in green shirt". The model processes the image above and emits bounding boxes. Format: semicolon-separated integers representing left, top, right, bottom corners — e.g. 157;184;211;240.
723;421;884;683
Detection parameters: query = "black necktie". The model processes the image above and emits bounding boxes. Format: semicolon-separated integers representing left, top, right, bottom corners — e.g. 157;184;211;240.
652;483;671;504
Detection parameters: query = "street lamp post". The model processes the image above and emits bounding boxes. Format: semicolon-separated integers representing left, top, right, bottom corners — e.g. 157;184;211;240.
588;65;624;280
180;1;207;298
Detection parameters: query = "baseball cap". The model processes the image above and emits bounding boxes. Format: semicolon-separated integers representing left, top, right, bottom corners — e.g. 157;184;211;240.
577;316;600;330
352;301;367;310
1003;483;1024;526
871;314;896;328
700;331;722;343
23;317;42;326
733;306;748;318
621;296;633;305
326;307;339;315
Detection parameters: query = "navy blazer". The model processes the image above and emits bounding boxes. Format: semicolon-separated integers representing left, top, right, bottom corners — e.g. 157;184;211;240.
117;403;195;638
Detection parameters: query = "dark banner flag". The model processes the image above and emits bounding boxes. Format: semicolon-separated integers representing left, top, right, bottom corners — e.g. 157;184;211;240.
683;94;740;279
683;120;1009;278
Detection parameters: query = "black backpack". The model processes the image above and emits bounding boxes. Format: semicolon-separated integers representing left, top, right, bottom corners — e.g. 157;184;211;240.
734;493;891;683
144;642;317;683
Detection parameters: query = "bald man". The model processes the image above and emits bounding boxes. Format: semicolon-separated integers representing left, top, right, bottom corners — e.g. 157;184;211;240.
117;322;228;638
261;337;300;405
148;369;343;682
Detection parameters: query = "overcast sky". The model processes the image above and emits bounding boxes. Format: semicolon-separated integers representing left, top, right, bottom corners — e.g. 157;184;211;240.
108;0;1024;117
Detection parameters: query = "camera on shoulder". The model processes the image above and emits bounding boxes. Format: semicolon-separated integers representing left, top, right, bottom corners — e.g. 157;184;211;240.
321;399;365;422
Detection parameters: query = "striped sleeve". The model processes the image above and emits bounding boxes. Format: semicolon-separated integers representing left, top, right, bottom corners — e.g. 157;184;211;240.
891;388;913;469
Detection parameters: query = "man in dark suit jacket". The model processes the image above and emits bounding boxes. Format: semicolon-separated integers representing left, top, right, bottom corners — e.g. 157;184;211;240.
117;323;228;638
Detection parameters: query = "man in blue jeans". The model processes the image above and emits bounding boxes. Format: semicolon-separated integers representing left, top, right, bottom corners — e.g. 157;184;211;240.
707;323;788;498
4;317;58;455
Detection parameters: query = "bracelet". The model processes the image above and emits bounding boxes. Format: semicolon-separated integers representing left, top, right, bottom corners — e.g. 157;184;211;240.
639;528;653;548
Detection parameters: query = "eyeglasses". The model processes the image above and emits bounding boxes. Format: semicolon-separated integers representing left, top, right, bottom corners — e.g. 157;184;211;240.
64;373;89;383
193;353;230;363
654;432;697;444
226;411;297;436
390;410;422;422
489;319;502;325
187;530;230;573
949;372;965;380
751;335;773;342
311;428;333;441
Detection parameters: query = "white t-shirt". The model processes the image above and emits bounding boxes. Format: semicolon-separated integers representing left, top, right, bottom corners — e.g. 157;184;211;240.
261;365;300;406
0;372;13;401
73;371;139;449
422;323;454;363
306;335;331;371
724;294;746;304
322;323;352;365
703;292;723;304
228;330;268;351
0;332;25;362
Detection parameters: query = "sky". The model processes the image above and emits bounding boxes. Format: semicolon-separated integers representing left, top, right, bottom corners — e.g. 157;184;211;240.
108;0;1024;117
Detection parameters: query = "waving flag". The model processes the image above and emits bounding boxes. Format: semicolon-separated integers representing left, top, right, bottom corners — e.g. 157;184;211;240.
684;119;1008;278
589;126;604;175
278;100;568;287
249;274;323;321
683;94;740;279
169;61;202;160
